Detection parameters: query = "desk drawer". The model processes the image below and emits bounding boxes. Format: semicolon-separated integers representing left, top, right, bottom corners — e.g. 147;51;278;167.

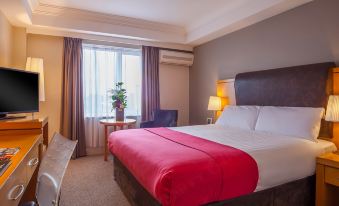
25;142;40;180
325;166;339;187
0;158;27;206
0;136;41;206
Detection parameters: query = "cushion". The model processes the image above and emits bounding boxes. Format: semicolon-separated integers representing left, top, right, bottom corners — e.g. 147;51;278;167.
255;106;324;141
216;106;260;130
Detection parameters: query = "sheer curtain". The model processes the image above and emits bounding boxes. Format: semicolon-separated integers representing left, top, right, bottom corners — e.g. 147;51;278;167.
82;44;141;150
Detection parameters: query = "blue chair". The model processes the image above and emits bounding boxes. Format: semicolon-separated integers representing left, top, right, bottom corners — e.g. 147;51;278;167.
140;110;178;128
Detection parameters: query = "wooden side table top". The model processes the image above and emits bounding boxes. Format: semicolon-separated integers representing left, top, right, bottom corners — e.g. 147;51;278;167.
317;152;339;168
99;118;136;126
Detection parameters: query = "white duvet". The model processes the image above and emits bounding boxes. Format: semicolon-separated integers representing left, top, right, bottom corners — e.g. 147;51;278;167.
170;124;337;191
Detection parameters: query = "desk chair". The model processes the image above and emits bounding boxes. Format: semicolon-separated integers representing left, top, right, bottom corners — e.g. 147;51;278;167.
22;133;77;206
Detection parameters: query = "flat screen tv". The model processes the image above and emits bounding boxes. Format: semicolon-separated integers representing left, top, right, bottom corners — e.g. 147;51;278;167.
0;67;39;119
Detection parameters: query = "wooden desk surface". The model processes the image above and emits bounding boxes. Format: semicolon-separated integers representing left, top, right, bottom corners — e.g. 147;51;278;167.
0;134;41;189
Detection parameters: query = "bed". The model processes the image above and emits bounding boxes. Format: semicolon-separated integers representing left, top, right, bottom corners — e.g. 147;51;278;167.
109;62;337;206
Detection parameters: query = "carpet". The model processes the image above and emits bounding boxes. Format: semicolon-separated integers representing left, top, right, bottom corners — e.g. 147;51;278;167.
60;155;130;206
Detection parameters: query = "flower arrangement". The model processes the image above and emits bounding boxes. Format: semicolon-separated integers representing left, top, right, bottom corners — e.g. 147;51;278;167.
111;82;127;110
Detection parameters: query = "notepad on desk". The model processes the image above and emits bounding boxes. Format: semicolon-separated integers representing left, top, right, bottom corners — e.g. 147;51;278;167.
0;147;20;176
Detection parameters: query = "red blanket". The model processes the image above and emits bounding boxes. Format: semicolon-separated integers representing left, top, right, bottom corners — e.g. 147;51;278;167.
109;128;258;206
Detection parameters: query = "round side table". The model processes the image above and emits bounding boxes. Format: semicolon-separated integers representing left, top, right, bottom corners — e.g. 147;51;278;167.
99;118;136;161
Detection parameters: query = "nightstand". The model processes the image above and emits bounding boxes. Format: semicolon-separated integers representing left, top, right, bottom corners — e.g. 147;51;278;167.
316;152;339;206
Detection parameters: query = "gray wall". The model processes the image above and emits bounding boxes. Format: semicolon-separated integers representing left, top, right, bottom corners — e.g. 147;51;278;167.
190;0;339;125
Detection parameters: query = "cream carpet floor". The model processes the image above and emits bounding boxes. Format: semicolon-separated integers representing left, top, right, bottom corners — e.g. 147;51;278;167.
60;155;131;206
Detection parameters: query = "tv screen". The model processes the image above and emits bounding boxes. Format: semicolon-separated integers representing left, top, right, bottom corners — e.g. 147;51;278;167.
0;67;39;115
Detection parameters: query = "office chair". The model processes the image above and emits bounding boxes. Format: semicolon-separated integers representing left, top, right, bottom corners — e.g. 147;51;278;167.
22;133;77;206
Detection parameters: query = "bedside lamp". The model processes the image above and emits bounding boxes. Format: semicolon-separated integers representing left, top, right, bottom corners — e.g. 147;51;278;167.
26;57;45;101
325;95;339;154
208;96;222;123
325;95;339;122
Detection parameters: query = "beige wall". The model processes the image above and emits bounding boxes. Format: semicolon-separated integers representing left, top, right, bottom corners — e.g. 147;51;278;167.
159;64;189;126
24;34;189;138
190;0;339;124
0;13;64;140
0;11;13;67
11;27;27;69
26;34;64;139
2;18;188;137
0;12;27;69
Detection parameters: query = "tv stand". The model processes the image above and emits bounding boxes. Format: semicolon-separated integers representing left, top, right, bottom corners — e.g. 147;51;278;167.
0;116;49;147
0;114;26;120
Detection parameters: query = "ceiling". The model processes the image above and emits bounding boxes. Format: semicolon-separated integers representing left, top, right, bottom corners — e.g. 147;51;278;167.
38;0;249;29
0;0;313;49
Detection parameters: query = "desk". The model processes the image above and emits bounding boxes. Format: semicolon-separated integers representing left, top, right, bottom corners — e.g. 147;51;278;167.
0;134;43;206
100;118;136;161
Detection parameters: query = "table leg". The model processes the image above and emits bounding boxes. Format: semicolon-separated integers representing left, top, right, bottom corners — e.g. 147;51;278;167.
104;125;108;161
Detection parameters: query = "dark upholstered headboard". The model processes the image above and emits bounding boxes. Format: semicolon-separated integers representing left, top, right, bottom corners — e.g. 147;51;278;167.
235;62;335;107
234;62;336;138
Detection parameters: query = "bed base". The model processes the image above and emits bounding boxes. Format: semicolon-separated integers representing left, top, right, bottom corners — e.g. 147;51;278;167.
114;157;315;206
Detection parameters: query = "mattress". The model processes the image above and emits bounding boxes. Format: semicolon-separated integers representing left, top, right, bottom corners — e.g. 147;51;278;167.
109;128;259;205
170;124;337;191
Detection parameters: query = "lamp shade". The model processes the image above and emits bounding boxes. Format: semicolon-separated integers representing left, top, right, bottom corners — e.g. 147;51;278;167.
208;96;221;111
26;57;45;101
325;95;339;122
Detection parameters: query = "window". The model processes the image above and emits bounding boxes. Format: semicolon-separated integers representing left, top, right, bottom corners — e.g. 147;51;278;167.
82;44;142;118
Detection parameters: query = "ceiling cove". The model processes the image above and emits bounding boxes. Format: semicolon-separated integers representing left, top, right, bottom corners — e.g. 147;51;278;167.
1;0;313;49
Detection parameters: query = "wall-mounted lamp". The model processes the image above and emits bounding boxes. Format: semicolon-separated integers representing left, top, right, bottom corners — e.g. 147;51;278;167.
325;95;339;122
26;57;45;102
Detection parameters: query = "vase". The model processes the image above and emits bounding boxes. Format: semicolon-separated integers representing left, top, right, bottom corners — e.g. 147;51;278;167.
115;108;124;121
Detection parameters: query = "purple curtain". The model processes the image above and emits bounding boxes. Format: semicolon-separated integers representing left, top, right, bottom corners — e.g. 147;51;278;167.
141;46;160;121
61;37;86;158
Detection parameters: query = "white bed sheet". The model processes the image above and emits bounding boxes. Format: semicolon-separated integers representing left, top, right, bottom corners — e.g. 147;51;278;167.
170;124;337;191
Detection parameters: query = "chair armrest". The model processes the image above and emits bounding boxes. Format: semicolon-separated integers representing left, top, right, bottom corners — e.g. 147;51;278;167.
140;121;154;128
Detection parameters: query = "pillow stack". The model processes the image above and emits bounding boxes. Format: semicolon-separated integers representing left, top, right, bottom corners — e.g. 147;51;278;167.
215;105;325;141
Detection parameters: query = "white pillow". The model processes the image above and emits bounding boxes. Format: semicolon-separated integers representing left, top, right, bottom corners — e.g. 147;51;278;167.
216;106;260;130
255;106;324;141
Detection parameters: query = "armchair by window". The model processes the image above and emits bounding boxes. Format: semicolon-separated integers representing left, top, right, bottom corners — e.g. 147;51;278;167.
140;110;178;128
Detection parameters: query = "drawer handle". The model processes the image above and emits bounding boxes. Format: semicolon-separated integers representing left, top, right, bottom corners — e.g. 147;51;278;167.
7;184;25;200
28;157;39;167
